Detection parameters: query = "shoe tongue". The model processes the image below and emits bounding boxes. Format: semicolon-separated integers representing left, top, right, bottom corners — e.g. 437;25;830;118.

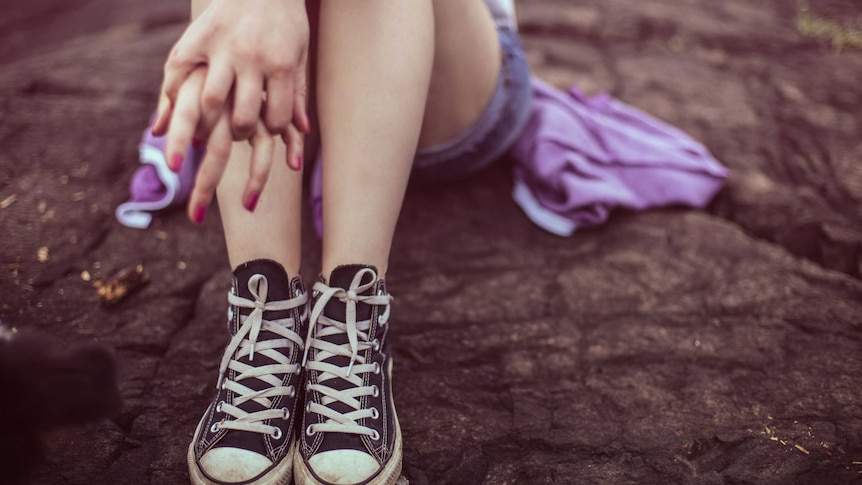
233;259;293;313
324;264;378;322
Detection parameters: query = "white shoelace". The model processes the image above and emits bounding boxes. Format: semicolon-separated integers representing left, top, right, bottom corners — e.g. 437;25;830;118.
213;274;307;437
302;268;393;438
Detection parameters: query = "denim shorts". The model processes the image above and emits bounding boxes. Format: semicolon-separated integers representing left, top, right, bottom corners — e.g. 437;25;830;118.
411;25;533;184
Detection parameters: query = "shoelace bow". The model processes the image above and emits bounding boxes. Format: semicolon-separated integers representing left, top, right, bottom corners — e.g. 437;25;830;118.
214;274;307;436
302;268;393;438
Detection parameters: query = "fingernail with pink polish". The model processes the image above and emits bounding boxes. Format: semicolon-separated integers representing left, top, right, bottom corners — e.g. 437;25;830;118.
296;156;303;170
193;205;207;224
246;193;259;212
171;153;184;172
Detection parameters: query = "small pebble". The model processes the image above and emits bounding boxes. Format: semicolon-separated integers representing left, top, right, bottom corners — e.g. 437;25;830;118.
0;194;17;209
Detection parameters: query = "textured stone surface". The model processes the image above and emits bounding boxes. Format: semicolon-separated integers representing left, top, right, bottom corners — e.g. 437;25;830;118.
1;0;861;483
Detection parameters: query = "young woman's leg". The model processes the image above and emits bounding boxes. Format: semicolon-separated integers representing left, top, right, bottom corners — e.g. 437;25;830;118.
189;0;305;274
216;141;303;274
298;2;503;484
318;0;501;277
316;1;432;278
187;1;308;484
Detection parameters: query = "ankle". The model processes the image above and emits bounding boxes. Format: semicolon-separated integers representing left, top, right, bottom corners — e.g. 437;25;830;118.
321;256;389;281
230;255;301;279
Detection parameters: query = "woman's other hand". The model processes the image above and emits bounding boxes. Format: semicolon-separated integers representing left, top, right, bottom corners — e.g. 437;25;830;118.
167;66;298;224
153;0;310;172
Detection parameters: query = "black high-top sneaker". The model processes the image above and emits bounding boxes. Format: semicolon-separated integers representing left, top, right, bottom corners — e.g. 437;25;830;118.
294;265;401;485
188;259;308;485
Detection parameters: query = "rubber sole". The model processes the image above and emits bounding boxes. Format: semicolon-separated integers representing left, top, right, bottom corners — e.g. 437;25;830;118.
292;420;402;485
187;416;295;485
293;358;402;485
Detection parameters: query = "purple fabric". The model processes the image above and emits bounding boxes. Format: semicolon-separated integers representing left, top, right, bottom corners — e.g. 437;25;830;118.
509;78;727;234
128;165;168;203
115;117;203;229
128;126;201;204
310;154;324;239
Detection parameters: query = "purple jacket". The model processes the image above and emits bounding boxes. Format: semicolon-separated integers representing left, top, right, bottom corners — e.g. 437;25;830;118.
509;78;727;235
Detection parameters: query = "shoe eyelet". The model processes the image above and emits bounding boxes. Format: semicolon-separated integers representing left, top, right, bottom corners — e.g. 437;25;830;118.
370;430;380;441
215;400;224;413
210;422;220;433
294;367;301;375
372;339;380;351
289;386;296;398
373;362;381;375
305;402;312;413
371;407;379;419
372;385;380;398
282;407;290;419
271;428;283;440
306;425;316;437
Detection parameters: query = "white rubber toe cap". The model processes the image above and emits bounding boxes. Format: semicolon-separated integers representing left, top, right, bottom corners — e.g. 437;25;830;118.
199;447;272;483
307;450;379;484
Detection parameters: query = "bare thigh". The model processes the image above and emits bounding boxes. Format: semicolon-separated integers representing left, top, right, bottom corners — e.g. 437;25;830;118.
418;0;502;148
304;0;501;151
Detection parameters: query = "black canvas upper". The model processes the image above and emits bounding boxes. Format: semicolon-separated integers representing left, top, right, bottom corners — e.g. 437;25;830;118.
300;265;398;473
193;259;306;482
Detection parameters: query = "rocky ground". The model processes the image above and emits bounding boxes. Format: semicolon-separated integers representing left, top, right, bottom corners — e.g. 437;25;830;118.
1;0;861;483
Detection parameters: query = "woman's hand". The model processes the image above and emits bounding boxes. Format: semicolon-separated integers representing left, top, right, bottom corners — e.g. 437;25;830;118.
153;0;310;173
168;66;292;223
